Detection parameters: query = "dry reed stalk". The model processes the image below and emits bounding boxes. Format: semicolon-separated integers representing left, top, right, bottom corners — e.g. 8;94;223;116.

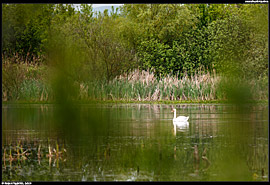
152;87;160;101
40;90;44;101
3;148;6;168
46;145;54;158
79;83;89;100
38;145;41;159
2;91;7;101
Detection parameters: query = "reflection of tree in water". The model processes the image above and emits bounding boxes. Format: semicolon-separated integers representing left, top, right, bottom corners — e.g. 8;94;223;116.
192;145;211;176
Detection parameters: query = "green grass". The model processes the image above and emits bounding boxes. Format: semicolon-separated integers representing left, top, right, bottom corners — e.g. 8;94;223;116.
3;99;268;105
2;66;268;103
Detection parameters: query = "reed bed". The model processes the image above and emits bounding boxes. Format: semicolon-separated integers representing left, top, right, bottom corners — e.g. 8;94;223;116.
2;139;67;170
2;57;49;102
86;69;221;101
2;64;268;102
86;69;267;102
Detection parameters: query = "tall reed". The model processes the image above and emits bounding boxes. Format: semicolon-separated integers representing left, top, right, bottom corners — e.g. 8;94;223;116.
2;62;268;102
87;69;222;101
86;69;267;102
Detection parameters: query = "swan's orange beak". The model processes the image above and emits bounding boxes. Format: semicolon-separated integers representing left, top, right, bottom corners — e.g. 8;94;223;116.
171;110;174;112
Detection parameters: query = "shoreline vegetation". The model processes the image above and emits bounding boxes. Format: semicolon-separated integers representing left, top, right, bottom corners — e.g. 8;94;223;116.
2;100;268;105
2;4;268;104
2;62;268;104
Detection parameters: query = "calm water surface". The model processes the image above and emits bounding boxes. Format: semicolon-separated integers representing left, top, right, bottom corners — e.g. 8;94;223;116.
2;103;268;181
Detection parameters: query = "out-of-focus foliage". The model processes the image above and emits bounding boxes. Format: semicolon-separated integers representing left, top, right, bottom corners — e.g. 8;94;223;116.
77;5;137;81
47;4;137;82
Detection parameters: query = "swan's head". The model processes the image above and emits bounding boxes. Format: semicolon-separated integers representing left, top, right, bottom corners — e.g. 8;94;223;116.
171;108;176;112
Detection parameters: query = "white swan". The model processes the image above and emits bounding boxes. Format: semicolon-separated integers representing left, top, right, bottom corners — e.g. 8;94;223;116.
171;108;189;123
171;109;189;135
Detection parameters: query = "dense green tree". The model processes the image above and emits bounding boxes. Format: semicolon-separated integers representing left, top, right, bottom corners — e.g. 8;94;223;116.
46;4;137;82
2;4;54;62
2;3;268;81
208;4;268;78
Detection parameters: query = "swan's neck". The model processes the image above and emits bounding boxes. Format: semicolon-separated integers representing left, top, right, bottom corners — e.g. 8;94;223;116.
174;111;176;119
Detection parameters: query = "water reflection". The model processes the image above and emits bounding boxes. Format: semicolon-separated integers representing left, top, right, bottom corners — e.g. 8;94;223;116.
173;121;189;135
2;103;268;181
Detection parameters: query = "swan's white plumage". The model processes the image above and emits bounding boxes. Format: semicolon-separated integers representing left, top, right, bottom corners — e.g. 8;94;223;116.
172;109;189;123
171;109;189;135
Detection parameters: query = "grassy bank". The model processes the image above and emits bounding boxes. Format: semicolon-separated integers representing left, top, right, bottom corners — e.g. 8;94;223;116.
2;99;268;105
2;63;268;103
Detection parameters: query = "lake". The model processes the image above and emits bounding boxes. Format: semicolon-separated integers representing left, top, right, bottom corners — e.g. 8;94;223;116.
2;103;268;181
